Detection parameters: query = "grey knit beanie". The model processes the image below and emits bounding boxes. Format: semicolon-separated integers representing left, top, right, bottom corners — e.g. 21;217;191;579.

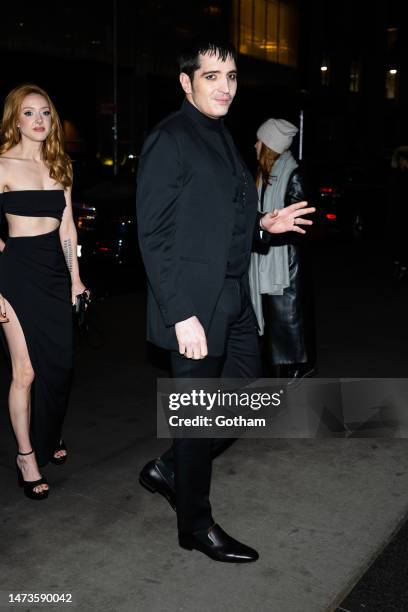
256;118;298;154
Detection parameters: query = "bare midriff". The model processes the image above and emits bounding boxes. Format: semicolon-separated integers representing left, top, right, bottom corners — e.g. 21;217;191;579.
6;214;60;237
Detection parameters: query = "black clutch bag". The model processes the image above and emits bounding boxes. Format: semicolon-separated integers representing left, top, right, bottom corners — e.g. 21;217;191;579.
73;290;91;328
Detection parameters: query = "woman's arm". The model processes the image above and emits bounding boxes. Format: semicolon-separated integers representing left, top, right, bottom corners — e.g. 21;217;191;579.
59;186;88;304
0;161;7;252
285;169;306;206
266;169;308;247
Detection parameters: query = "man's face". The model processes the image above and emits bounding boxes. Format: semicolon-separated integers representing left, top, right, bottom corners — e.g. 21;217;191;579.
180;52;237;119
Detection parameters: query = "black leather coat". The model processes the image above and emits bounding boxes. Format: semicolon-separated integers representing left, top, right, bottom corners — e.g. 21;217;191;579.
260;169;314;365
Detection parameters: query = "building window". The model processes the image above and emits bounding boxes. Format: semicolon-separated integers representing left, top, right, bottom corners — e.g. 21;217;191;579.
387;27;398;50
320;61;329;86
386;68;398;100
233;0;299;67
202;4;222;16
349;60;360;93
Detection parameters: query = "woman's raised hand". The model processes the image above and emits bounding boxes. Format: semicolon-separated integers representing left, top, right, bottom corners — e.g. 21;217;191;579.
260;201;316;235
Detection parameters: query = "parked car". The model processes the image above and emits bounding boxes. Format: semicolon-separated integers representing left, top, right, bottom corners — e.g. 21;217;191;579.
302;159;389;241
72;180;141;267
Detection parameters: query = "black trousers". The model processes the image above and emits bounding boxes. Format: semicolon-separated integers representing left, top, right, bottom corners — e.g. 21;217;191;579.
160;277;262;536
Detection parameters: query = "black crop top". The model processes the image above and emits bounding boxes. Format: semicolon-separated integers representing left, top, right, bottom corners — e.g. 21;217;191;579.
0;189;66;221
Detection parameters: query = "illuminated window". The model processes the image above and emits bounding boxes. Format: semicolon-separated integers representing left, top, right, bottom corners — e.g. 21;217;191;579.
349;60;360;93
387;27;398;50
320;61;329;86
233;0;298;67
203;4;222;16
386;68;398;100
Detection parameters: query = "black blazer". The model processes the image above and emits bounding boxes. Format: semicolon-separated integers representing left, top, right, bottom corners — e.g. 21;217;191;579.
136;100;259;352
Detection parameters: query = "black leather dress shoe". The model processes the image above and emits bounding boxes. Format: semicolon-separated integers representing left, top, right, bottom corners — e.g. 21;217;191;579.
139;459;176;511
179;524;259;563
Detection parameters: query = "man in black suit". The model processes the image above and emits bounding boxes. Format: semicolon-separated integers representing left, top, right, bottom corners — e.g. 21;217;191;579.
137;41;314;563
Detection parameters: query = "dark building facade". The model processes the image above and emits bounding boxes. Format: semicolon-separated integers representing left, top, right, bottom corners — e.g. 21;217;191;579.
1;0;407;170
299;0;408;162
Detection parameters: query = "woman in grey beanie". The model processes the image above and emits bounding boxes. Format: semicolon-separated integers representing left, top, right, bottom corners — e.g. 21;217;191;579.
249;118;315;381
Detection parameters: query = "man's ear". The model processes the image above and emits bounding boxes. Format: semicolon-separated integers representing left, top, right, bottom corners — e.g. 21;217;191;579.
179;72;193;95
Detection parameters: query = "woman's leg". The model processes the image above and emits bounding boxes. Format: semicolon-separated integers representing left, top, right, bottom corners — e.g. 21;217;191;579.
2;299;48;493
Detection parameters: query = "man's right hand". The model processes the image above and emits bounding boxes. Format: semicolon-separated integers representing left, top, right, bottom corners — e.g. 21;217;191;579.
175;316;208;360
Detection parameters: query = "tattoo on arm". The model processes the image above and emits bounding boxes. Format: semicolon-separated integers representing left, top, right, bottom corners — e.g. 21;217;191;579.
63;238;73;272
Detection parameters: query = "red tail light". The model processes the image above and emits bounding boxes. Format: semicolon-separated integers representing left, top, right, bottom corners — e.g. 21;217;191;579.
326;213;337;220
320;186;336;194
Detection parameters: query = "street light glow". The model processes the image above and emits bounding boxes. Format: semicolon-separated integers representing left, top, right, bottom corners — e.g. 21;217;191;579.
389;69;398;75
320;65;328;72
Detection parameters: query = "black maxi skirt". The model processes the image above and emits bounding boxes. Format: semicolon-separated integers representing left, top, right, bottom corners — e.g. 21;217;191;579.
0;228;73;466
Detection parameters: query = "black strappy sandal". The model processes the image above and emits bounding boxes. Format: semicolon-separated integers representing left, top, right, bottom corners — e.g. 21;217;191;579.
50;439;67;465
16;450;49;500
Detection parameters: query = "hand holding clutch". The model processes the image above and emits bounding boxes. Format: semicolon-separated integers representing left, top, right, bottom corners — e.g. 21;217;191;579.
73;289;91;328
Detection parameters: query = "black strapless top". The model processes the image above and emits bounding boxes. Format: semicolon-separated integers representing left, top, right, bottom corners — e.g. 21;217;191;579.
0;190;66;221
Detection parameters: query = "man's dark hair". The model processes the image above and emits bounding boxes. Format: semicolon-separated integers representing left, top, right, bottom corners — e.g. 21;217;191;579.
178;41;237;79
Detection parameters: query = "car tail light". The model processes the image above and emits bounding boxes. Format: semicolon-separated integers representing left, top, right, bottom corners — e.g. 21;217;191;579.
326;213;337;220
95;242;112;253
320;186;337;195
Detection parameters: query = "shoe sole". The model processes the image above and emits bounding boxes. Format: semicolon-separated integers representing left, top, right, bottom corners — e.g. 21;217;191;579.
179;541;258;562
50;457;67;465
23;490;49;500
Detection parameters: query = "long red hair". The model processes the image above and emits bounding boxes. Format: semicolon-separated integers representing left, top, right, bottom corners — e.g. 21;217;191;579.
0;84;73;188
256;142;280;188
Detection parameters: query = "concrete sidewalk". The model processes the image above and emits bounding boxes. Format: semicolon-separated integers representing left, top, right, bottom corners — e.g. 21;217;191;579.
1;286;408;612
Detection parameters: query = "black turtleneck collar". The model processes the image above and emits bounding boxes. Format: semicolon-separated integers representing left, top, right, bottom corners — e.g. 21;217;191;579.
181;98;224;131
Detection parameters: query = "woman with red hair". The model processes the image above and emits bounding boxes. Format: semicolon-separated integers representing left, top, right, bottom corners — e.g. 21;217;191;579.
0;84;88;499
249;118;315;382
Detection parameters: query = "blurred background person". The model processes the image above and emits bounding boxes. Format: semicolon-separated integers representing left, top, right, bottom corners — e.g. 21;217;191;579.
249;118;315;381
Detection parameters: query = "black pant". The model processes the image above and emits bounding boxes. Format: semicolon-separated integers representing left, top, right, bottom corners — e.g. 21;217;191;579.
160;277;262;536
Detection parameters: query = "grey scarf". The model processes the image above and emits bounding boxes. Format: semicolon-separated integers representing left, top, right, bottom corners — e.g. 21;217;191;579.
249;150;298;335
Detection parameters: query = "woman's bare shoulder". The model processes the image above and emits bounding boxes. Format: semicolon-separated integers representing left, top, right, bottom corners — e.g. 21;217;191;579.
0;152;21;190
0;152;18;168
0;155;14;188
0;148;20;162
